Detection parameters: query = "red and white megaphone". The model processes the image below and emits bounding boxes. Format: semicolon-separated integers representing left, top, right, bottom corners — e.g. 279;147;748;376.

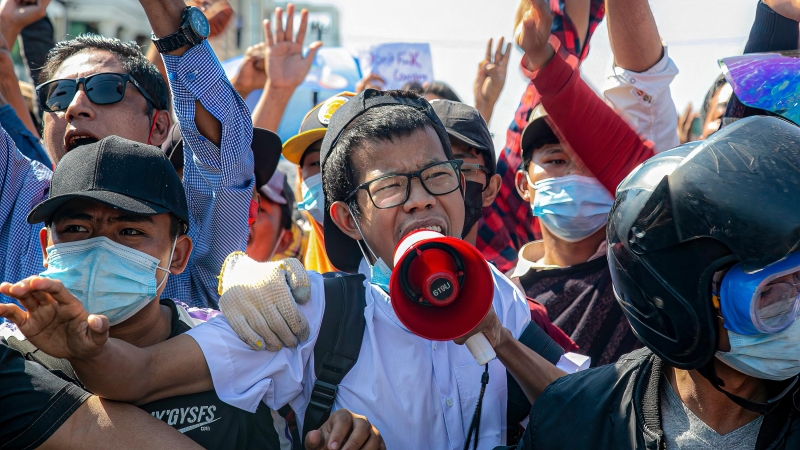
389;230;496;364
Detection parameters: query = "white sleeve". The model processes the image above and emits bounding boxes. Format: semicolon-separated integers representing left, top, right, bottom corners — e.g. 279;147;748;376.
490;265;532;340
185;271;326;413
555;352;591;374
603;46;680;153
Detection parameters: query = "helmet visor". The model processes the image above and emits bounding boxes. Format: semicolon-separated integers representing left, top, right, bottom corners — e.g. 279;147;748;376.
719;51;800;126
755;269;800;331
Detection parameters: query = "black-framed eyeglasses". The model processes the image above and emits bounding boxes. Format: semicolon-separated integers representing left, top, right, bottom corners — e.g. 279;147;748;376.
345;160;463;209
460;162;491;191
36;72;157;113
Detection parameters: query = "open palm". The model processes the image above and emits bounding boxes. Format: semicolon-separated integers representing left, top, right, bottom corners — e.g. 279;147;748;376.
264;3;322;91
0;277;108;360
475;37;511;108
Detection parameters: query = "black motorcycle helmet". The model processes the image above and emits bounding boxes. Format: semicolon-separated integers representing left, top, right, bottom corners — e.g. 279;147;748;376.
607;116;800;371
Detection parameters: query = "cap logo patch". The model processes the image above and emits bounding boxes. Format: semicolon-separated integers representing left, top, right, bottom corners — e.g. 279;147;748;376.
318;96;350;125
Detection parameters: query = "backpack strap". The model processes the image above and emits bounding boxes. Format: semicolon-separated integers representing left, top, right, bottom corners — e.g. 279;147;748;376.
302;273;367;435
5;336;82;386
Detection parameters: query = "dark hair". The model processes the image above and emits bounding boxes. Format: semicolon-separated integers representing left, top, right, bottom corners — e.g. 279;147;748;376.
699;74;729;128
521;125;559;170
322;91;452;218
40;34;170;113
169;213;185;239
400;80;462;103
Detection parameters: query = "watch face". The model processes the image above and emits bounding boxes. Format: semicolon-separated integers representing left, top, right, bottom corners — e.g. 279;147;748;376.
188;8;210;38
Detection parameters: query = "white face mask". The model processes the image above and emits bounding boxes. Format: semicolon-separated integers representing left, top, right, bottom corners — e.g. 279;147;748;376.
716;317;800;381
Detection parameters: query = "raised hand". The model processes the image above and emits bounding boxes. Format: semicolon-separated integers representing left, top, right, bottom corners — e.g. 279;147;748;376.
355;73;386;93
515;0;555;72
0;276;109;360
473;37;511;122
0;0;52;44
231;41;268;97
264;3;322;91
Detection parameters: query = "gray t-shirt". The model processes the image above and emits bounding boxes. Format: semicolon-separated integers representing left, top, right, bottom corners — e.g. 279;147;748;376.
661;377;762;449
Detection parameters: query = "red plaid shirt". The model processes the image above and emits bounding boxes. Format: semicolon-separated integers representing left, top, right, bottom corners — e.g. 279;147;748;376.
477;0;606;272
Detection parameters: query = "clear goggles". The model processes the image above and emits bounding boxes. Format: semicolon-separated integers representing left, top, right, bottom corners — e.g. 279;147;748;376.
719;251;800;336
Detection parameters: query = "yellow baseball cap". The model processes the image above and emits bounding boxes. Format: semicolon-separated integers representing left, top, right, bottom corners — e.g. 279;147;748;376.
282;92;355;165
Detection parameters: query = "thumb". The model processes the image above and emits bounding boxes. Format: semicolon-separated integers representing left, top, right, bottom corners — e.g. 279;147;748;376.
282;258;311;304
305;41;323;64
304;430;325;450
87;314;109;347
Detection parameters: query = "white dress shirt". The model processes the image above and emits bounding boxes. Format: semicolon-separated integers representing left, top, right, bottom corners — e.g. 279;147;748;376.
186;258;531;450
603;46;680;153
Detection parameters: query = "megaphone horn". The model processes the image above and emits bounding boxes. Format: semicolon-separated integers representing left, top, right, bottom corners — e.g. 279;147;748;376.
389;230;497;364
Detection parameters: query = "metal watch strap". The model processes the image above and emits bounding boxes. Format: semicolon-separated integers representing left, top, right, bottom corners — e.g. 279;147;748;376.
152;30;189;54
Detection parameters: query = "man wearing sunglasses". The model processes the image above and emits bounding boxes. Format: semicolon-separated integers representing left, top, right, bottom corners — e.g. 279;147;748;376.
0;0;255;309
0;90;580;449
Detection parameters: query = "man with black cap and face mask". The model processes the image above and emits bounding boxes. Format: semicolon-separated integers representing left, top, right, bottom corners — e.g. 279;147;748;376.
1;89;584;450
429;99;501;247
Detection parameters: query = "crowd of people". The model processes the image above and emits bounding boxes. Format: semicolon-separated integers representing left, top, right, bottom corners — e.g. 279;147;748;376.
0;0;798;448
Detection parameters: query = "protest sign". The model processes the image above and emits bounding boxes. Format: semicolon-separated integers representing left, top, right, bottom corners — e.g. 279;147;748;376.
358;43;434;90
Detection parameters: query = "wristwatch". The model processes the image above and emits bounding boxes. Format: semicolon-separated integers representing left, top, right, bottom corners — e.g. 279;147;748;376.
151;6;210;54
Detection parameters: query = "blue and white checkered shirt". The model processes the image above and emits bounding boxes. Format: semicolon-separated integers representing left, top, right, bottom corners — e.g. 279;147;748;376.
0;40;253;309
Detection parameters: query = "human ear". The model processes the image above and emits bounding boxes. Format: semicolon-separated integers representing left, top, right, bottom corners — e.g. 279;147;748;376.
329;201;363;241
39;227;49;269
482;174;502;207
168;235;193;275
146;109;172;147
515;170;532;202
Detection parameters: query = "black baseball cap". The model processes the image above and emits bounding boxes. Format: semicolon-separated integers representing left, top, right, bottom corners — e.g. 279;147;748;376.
28;135;190;230
520;104;559;161
430;99;496;174
320;89;452;273
162;124;282;186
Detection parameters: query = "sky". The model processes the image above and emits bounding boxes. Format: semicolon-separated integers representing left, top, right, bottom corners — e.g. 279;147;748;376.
304;0;760;151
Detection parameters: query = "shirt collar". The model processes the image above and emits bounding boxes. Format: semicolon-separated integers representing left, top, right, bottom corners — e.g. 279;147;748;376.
510;240;608;278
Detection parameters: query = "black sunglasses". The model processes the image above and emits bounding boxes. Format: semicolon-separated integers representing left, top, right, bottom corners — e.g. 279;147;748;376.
36;72;157;113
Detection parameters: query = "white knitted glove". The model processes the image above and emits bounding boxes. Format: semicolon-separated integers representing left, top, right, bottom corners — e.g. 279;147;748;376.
218;252;312;351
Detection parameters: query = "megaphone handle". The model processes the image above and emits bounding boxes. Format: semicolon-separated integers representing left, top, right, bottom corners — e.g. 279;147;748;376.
465;333;496;365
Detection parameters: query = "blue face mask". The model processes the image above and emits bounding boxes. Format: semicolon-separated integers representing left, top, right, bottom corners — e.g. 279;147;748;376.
41;236;175;325
530;174;614;242
371;258;392;293
716;317;800;381
297;173;324;224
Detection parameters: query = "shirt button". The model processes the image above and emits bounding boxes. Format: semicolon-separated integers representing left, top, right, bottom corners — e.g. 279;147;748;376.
186;71;197;82
629;77;637;84
446;397;453;407
168;72;177;81
433;343;437;350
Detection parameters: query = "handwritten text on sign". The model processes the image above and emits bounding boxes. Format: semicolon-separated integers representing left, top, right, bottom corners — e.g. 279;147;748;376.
359;43;434;90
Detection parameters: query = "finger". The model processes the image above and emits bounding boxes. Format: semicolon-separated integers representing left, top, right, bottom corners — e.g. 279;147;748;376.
296;8;309;45
282;258;311;303
263;19;274;47
0;303;28;325
29;277;77;306
274;7;285;42
268;298;307;348
494;37;504;63
305;41;323;65
485;37;493;62
360;429;385;450
243;300;285;351
285;3;296;42
87;314;110;346
325;411;353;450
502;42;512;66
304;430;324;450
528;0;550;26
340;417;371;450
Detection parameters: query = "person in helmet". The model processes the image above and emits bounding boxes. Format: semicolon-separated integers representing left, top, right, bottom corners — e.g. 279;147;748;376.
513;116;800;449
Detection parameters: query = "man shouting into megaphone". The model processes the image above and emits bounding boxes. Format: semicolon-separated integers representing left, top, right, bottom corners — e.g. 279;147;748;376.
0;90;580;449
